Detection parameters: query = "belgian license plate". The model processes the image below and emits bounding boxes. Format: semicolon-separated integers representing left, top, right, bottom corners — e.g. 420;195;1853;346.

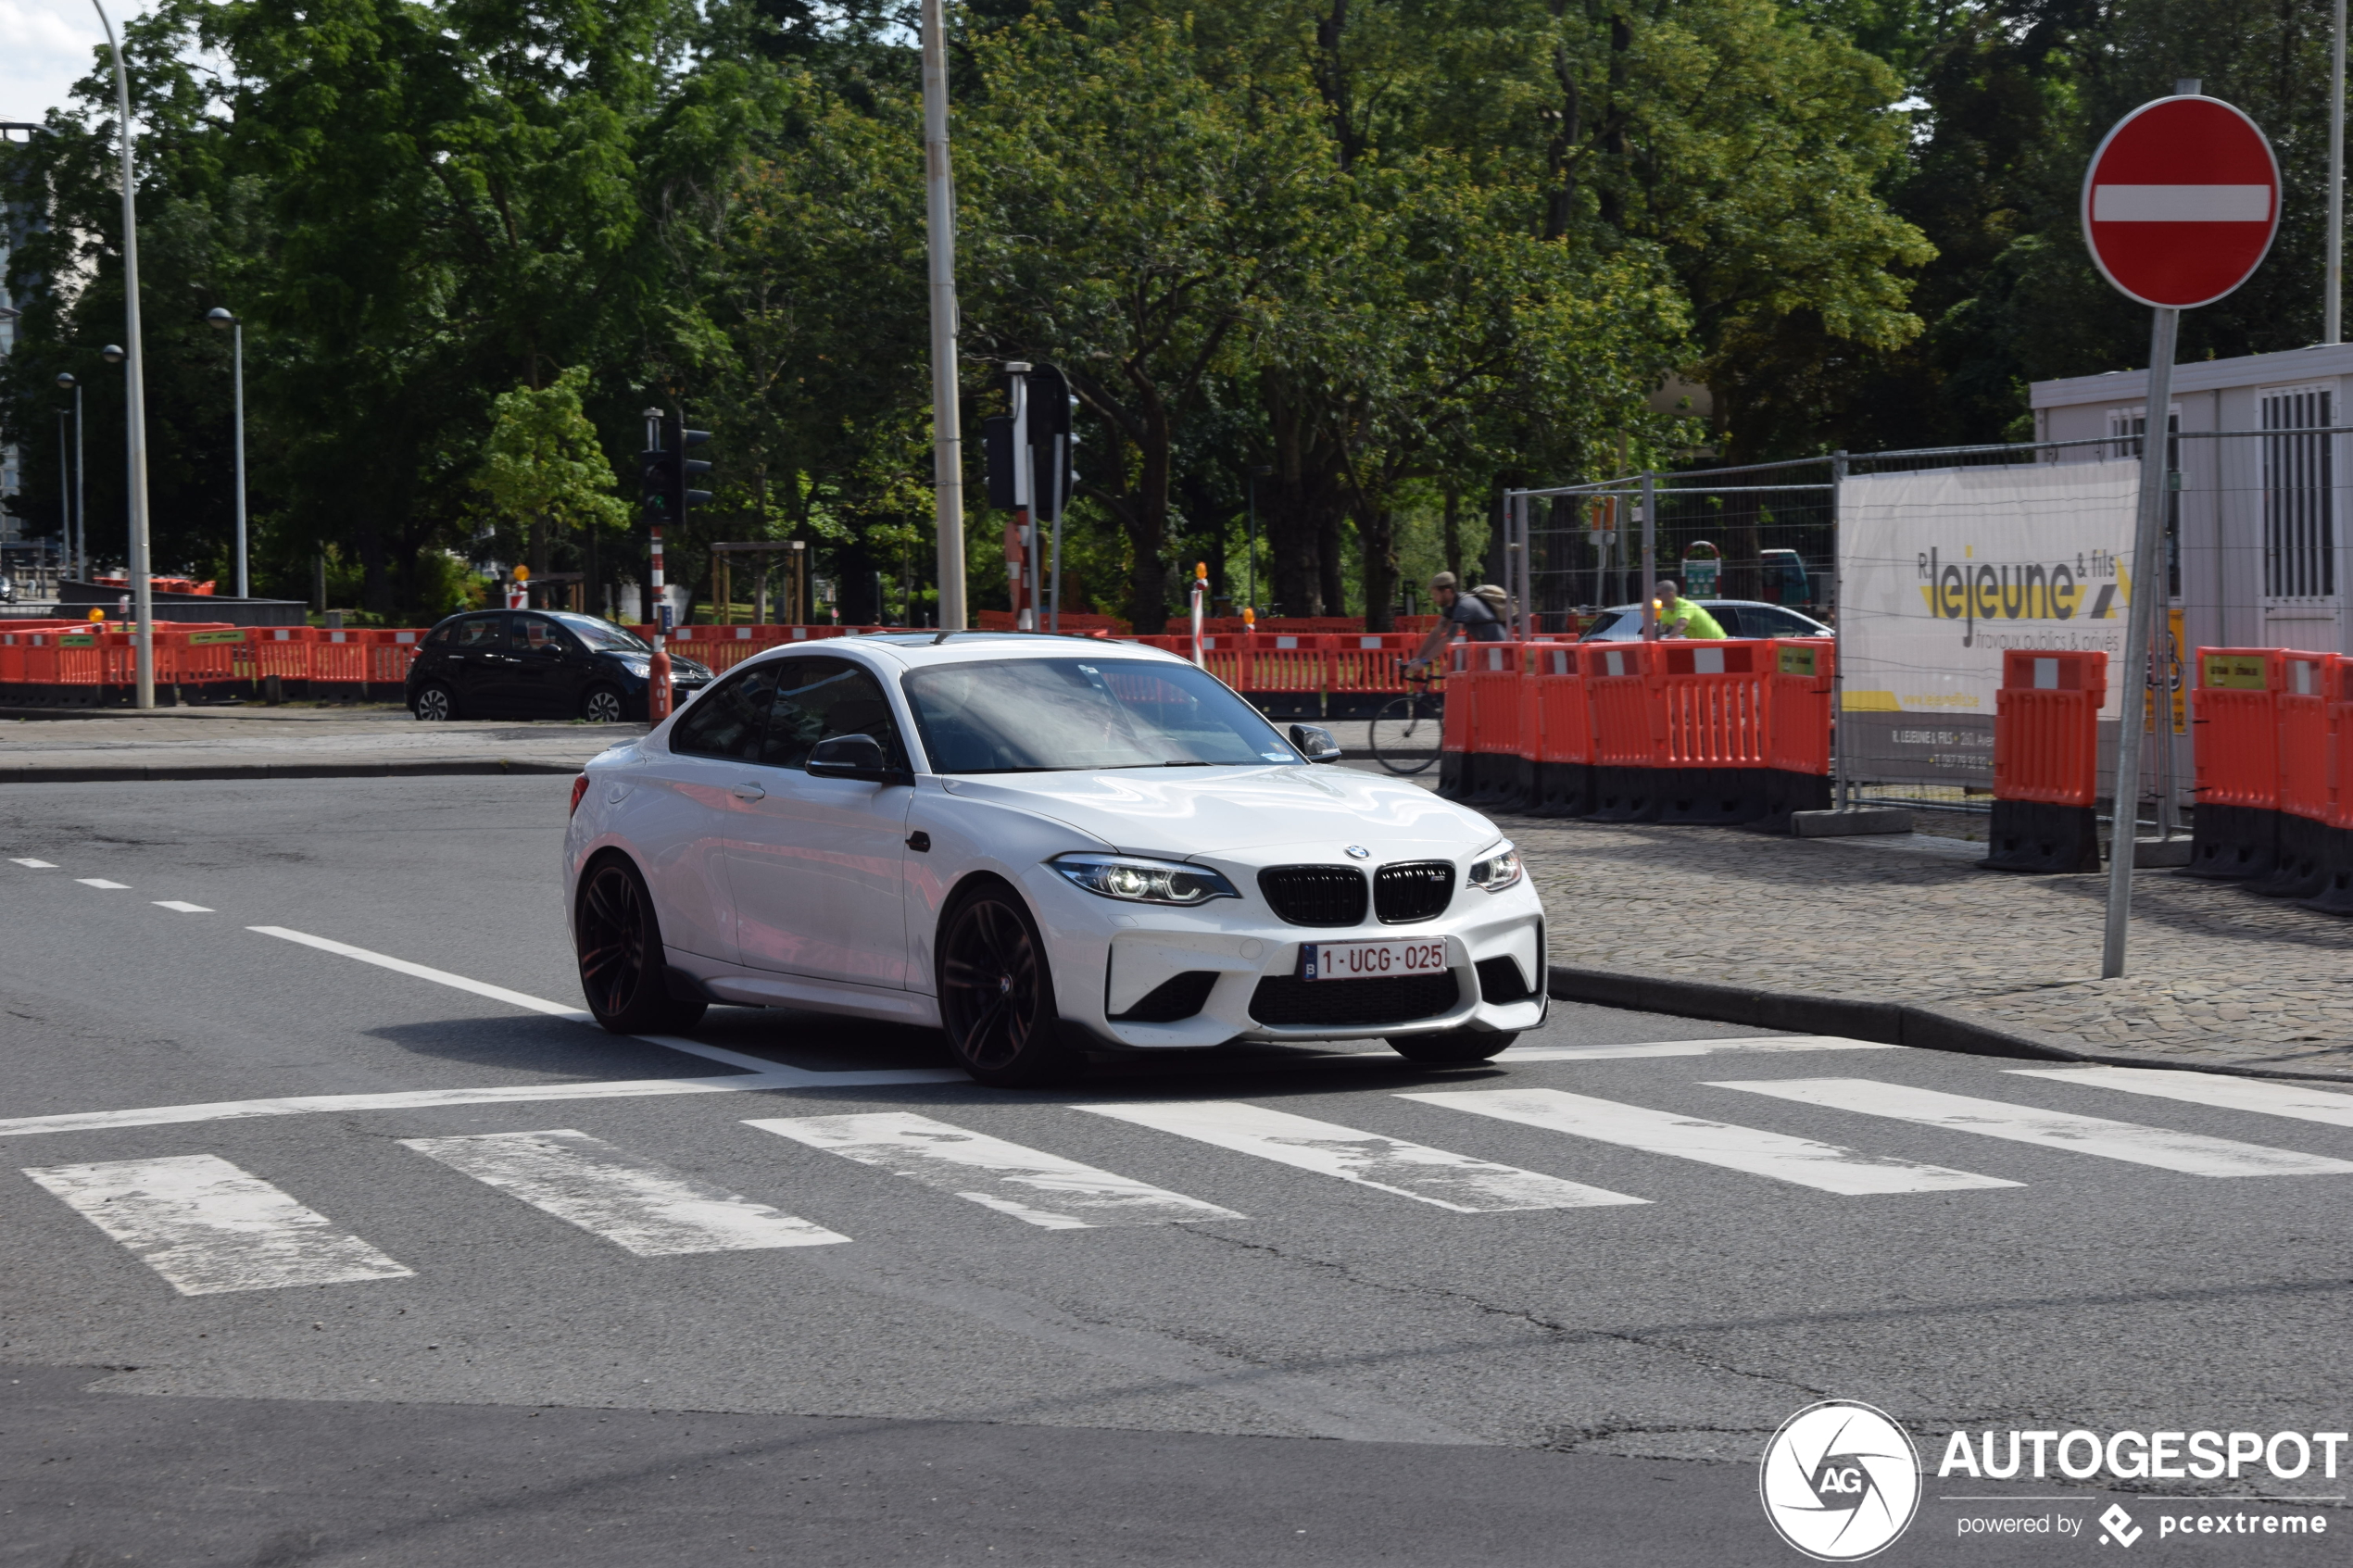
1299;939;1449;982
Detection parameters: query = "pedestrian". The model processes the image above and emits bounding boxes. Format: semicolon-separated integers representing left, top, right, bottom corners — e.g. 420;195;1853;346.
1651;579;1726;639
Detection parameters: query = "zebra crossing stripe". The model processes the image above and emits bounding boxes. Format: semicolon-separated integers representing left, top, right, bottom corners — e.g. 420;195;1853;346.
1397;1087;2020;1195
2007;1066;2353;1131
22;1153;413;1296
1710;1079;2353;1178
1490;1036;1899;1063
1072;1100;1646;1212
746;1111;1241;1229
399;1129;848;1255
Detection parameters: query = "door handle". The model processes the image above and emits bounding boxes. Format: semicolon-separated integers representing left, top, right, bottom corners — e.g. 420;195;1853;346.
731;782;766;801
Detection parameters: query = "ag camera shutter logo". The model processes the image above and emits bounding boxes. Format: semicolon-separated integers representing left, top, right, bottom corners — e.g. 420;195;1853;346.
1760;1399;1922;1561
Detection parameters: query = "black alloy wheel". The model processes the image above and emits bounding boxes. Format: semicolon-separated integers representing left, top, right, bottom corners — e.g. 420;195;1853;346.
581;684;626;723
575;858;708;1035
412;683;458;721
1387;1028;1516;1064
937;885;1074;1086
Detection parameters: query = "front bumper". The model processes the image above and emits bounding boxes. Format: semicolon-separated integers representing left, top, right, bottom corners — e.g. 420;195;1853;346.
1027;866;1547;1049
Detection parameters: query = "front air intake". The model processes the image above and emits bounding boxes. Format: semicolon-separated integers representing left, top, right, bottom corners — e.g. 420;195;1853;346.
1257;865;1369;926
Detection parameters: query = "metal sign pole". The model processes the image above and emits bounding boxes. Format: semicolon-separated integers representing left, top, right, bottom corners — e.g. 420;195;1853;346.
920;0;965;631
1008;367;1031;629
1831;450;1850;809
96;1;152;707
1639;471;1657;640
2102;306;2181;978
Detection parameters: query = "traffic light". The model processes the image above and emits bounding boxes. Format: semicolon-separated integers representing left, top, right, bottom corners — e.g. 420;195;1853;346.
666;414;712;521
639;414;713;526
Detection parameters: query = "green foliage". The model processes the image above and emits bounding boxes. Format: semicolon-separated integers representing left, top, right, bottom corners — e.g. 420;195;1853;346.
474;366;631;545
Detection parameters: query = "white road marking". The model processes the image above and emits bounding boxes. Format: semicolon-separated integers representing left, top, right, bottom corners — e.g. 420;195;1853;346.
0;1073;932;1139
245;924;962;1085
153;900;213;914
75;878;129;889
1495;1035;1899;1062
748;1111;1242;1229
400;1128;847;1254
2007;1066;2353;1131
10;858;56;868
1399;1086;2020;1196
1710;1078;2353;1178
1074;1100;1645;1212
22;1153;414;1296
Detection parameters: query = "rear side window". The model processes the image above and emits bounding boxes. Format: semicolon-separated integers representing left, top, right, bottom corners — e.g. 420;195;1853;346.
452;618;503;649
762;659;904;770
425;622;456;646
672;666;778;760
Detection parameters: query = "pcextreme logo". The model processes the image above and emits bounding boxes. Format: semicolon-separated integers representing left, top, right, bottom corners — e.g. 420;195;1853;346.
1760;1400;1922;1561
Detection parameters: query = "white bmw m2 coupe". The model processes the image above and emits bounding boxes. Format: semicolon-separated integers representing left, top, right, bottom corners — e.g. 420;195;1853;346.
563;632;1546;1085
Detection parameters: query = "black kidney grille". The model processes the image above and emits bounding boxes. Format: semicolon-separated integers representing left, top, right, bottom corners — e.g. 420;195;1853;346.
1374;861;1454;923
1250;972;1460;1027
1257;865;1369;926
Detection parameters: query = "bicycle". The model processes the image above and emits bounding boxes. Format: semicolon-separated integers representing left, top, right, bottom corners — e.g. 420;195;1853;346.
1368;670;1443;776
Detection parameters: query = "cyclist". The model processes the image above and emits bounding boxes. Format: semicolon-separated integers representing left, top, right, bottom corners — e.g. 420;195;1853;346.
1404;571;1507;678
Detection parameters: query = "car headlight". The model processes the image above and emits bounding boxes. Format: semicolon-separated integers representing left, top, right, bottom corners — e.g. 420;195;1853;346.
1050;853;1240;907
618;658;650;676
1467;843;1523;892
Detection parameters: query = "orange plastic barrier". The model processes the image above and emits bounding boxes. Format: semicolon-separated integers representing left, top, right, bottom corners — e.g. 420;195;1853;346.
1437;642;1477;800
1328;633;1425;717
1984;649;2108;872
1755;638;1836;830
1647;639;1772;824
1524;643;1593;816
1453;642;1523;809
1245;633;1326;719
2188;647;2287;880
2252;652;2338;897
1579;641;1661;820
2304;659;2353;912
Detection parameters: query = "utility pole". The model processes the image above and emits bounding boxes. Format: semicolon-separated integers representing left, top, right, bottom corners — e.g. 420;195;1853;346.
921;0;966;631
2334;0;2347;343
96;0;153;707
208;308;248;596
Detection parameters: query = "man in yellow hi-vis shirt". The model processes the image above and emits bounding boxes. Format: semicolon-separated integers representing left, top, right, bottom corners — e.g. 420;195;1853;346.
1653;579;1726;639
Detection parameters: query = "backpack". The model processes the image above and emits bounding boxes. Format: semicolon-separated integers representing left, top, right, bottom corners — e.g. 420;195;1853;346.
1470;583;1512;617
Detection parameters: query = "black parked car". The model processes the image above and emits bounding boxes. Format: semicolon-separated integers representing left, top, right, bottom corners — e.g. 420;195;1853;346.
405;610;715;722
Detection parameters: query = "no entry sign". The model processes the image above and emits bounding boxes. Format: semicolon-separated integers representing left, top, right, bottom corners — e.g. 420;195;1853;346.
2081;94;2281;309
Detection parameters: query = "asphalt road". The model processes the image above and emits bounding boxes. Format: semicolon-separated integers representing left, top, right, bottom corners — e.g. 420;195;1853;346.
1;777;2347;1567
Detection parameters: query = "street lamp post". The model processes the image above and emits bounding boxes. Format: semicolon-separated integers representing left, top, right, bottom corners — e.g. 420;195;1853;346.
921;0;965;631
207;307;247;597
56;372;83;583
94;0;154;707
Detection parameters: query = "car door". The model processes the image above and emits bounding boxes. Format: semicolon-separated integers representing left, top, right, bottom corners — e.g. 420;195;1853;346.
443;615;514;711
724;656;915;989
502;614;581;717
630;662;781;964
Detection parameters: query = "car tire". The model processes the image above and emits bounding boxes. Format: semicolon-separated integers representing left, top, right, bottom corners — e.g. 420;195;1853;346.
1386;1029;1516;1064
574;855;709;1035
936;881;1077;1087
411;682;458;721
580;684;626;724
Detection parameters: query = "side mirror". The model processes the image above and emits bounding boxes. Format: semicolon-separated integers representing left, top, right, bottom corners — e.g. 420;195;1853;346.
541;642;564;657
1290;723;1344;763
807;733;903;783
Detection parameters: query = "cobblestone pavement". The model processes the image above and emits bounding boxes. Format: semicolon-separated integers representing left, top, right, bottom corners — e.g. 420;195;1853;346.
0;706;631;777
1510;813;2353;1079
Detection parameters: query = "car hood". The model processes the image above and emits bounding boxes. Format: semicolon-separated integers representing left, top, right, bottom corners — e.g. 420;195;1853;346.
937;766;1499;859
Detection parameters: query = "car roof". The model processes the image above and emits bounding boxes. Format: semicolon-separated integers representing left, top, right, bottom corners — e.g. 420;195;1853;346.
1597;599;1815;613
736;631;1194;674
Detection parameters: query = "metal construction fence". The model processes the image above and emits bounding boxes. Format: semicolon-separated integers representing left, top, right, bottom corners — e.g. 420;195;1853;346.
1501;424;2353;822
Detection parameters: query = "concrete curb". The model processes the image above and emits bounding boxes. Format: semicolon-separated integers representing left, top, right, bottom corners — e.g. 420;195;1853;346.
0;759;583;784
1547;962;2353;1085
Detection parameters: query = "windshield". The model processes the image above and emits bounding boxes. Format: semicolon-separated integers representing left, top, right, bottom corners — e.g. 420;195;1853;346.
902;658;1301;773
547;612;649;654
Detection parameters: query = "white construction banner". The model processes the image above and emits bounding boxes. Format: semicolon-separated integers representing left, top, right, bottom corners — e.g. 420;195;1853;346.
1838;458;2141;783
